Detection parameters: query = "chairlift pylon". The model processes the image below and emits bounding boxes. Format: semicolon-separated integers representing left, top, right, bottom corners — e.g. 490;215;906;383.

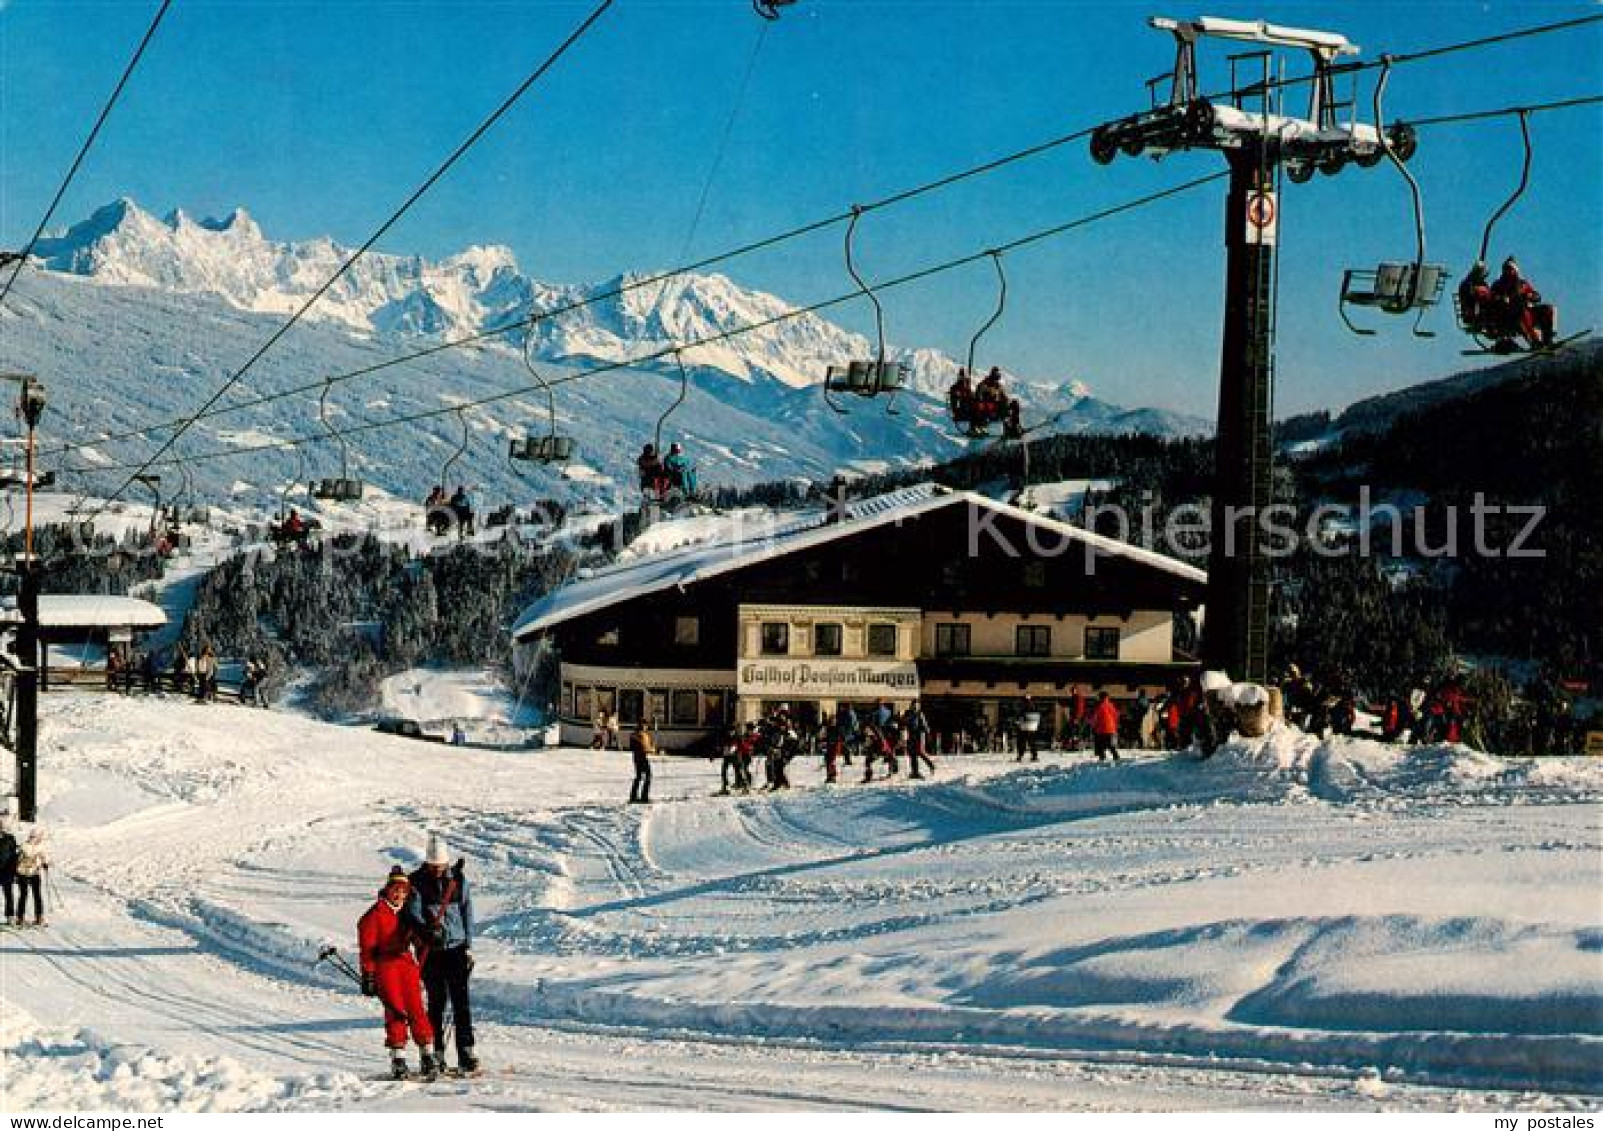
823;206;908;414
1337;58;1444;338
1090;17;1396;181
309;381;364;503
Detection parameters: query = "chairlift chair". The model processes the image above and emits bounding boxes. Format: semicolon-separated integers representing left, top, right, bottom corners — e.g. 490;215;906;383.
1335;61;1444;338
132;473;163;537
753;0;797;19
823;207;908;414
175;463;211;525
641;351;704;508
1339;263;1446;335
309;381;364;502
510;435;576;463
510;332;577;465
1448;110;1590;355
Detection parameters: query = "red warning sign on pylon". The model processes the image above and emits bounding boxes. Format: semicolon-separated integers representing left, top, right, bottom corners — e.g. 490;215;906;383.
1246;190;1278;246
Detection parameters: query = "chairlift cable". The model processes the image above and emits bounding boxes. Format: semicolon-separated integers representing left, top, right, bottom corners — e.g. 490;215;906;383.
84;0;616;525
39;17;1603;463
41;120;1105;459
59;172;1228;479
1210;13;1603;104
1406;93;1603;129
0;0;173;315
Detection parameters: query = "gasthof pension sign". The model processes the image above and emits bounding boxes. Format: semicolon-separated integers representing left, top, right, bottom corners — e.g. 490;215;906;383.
738;659;921;700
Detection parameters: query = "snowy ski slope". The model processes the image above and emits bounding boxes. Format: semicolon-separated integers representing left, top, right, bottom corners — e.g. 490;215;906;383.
1;693;1599;1111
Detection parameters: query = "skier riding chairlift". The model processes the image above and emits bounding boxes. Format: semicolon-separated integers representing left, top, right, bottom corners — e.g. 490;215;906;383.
948;366;1023;439
1457;256;1559;353
662;442;698;501
637;443;668;502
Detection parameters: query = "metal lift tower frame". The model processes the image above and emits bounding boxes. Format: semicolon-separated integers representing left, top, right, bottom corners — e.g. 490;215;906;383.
1092;16;1417;682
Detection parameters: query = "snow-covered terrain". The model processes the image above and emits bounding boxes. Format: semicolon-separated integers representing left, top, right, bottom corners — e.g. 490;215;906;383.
4;199;1209;511
2;693;1598;1111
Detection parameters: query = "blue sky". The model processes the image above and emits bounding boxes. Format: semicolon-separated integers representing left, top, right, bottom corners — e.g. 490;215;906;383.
0;0;1598;417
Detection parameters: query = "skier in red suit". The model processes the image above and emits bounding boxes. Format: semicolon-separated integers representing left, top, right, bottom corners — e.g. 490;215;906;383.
357;866;439;1080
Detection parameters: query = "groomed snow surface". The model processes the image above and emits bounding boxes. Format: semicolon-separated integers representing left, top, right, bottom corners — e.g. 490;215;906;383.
2;695;1599;1111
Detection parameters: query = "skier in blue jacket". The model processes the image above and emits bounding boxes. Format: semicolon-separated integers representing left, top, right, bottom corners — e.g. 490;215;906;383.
405;834;478;1075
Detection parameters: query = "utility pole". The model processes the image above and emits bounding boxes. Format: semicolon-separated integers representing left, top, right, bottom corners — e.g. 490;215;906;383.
4;373;46;821
1092;16;1414;683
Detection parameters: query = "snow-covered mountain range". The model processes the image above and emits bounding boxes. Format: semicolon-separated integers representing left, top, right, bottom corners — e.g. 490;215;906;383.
7;199;1208;506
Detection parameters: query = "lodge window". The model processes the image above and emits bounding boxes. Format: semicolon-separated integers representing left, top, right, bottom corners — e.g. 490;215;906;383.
1016;625;1052;657
702;690;729;726
561;681;573;717
574;685;594;721
1023;562;1047;588
761;622;790;655
593;687;615;717
618;688;645;725
814;622;843;656
648;690;669;727
867;623;898;657
671;690;699;726
597;627;620;647
674;616;700;647
1085;626;1121;660
935;623;971;657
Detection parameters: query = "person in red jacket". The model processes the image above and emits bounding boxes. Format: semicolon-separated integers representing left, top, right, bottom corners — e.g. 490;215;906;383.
358;866;439;1080
1091;691;1122;763
1488;258;1557;350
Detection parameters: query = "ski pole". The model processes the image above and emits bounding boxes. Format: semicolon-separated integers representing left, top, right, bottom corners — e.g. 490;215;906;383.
331;952;363;983
315;945;362;987
318;944;362;983
319;945;417;1027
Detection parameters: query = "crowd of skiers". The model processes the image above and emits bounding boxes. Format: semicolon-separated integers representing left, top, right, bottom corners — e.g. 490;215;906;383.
355;832;479;1081
1;817;52;928
711;701;943;794
1282;664;1593;755
102;642;271;707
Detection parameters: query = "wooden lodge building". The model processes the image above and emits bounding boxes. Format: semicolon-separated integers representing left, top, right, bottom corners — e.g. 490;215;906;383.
512;484;1206;750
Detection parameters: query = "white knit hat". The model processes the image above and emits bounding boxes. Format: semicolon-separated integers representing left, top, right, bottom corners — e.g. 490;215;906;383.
425;833;449;866
1235;683;1269;708
1201;670;1232;694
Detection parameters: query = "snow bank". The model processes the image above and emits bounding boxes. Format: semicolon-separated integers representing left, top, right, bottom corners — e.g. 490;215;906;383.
0;1003;368;1112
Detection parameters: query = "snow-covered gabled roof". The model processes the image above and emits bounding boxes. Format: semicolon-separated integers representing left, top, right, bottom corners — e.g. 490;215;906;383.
0;595;168;630
512;483;1205;642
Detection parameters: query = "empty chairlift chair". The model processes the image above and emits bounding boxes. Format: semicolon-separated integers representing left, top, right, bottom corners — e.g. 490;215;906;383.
510;335;577;465
823;207;909;413
309;380;364;503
